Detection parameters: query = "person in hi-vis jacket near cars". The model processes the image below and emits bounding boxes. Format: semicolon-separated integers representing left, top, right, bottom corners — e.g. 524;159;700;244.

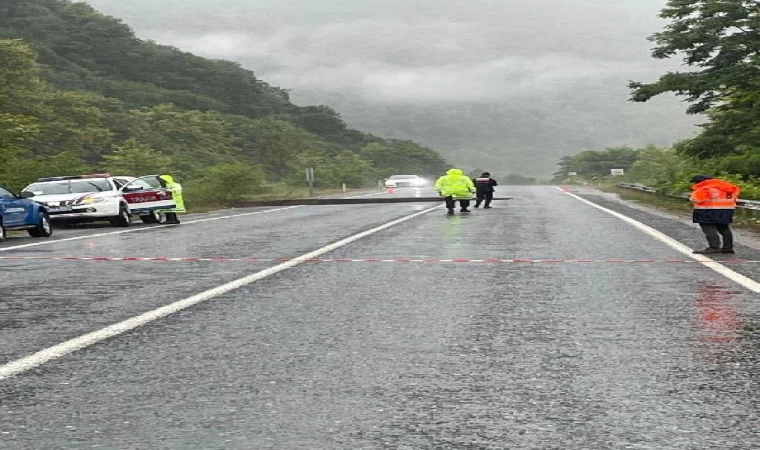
158;175;186;224
435;168;476;215
689;175;740;254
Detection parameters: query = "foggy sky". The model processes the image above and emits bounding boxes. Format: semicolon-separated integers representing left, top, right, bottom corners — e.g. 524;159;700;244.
85;0;697;175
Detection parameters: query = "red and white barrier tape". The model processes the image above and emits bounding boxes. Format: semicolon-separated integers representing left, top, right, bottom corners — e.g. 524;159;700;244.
0;256;759;264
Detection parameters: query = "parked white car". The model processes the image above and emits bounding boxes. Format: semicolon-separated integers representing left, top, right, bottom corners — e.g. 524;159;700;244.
383;175;429;188
22;174;176;227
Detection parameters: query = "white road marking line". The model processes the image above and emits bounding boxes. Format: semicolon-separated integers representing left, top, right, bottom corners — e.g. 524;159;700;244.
0;206;302;253
345;192;389;198
557;187;760;293
0;204;440;381
0;191;390;253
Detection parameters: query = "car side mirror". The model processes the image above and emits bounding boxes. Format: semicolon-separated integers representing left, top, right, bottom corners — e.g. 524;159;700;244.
19;191;35;199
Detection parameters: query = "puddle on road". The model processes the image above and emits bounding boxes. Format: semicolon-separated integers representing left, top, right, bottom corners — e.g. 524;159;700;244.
695;284;743;343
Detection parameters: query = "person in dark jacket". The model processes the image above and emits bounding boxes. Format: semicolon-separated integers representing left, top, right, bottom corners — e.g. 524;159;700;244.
473;172;498;209
689;175;741;254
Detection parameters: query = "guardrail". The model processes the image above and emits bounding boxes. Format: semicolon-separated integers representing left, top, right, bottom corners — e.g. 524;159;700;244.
616;183;760;211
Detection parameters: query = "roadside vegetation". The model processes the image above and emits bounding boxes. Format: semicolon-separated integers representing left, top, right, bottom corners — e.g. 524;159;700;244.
0;1;449;211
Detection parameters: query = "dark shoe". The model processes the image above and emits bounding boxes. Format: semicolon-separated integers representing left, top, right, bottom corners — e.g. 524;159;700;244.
460;209;471;213
474;204;480;208
693;247;721;254
721;248;735;254
447;209;455;216
484;206;492;209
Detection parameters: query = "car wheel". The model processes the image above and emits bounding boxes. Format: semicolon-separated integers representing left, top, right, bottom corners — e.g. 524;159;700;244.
28;212;53;238
110;205;132;227
0;220;6;242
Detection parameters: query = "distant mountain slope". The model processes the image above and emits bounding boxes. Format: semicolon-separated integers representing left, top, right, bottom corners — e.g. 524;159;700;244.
0;0;379;149
291;84;701;177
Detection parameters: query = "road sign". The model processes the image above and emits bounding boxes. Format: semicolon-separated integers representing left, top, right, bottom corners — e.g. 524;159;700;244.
568;172;577;176
610;169;625;176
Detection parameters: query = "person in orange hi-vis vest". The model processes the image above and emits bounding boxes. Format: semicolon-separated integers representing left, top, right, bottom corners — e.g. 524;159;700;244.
689;175;741;254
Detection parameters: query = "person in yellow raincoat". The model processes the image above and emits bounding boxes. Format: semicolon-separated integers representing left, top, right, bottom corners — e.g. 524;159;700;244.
435;168;476;215
158;175;186;224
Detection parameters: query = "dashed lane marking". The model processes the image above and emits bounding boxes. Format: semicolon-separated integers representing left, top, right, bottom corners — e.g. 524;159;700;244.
0;203;440;381
1;255;759;264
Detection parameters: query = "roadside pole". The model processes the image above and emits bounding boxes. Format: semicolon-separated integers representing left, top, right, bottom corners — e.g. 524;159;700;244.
342;183;347;193
306;168;315;196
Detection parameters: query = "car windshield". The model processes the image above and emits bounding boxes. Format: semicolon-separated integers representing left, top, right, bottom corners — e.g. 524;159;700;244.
25;179;112;195
389;175;419;180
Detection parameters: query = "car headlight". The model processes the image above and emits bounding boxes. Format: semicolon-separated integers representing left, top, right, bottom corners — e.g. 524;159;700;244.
78;197;109;205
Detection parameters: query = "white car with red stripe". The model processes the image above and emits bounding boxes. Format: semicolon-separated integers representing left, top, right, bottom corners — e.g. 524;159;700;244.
21;174;176;227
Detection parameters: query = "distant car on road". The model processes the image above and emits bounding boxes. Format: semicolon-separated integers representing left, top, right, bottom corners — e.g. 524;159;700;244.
384;175;429;188
0;184;53;242
21;174;176;227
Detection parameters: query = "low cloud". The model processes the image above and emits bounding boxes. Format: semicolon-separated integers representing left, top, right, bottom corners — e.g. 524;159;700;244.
87;0;697;174
147;14;673;104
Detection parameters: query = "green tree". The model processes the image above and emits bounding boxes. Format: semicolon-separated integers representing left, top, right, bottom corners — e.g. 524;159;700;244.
555;147;640;178
553;156;578;180
184;163;267;205
0;40;42;156
0;39;41;111
629;0;760;114
626;146;700;190
0;113;39;151
130;105;241;174
359;140;448;178
1;152;91;192
102;139;173;175
27;90;113;161
318;151;377;188
237;117;327;180
629;1;760;164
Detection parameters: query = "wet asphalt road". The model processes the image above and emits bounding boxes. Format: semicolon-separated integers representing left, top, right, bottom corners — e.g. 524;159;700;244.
0;186;759;449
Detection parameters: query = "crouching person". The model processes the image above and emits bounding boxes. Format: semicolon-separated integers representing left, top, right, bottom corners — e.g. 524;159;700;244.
435;168;476;215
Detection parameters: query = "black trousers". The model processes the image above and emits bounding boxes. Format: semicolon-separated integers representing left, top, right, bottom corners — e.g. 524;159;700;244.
475;192;493;207
700;223;733;249
445;196;470;210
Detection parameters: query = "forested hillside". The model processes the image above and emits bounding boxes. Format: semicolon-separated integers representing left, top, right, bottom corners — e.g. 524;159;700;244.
0;0;449;206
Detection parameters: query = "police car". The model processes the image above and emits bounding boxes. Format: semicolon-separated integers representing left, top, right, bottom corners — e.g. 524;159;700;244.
21;174;176;227
0;184;53;242
384;175;429;188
